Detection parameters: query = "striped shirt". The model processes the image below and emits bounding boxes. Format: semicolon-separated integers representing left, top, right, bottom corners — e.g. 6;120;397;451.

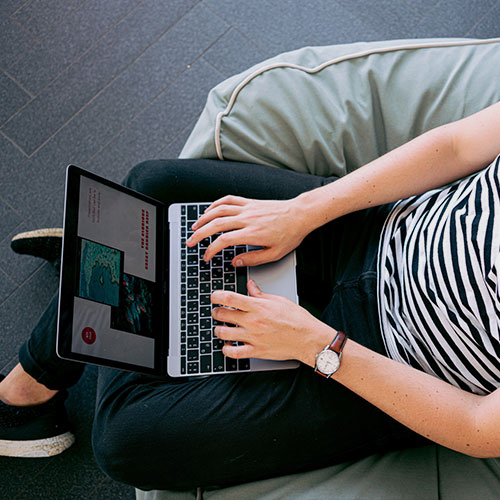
378;155;500;395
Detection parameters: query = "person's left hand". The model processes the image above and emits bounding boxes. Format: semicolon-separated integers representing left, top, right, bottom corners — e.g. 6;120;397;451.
211;280;335;367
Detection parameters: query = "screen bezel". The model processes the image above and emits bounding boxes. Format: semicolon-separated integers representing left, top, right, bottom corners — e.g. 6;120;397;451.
56;165;167;376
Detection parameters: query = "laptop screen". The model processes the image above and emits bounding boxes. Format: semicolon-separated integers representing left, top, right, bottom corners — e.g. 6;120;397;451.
57;166;166;375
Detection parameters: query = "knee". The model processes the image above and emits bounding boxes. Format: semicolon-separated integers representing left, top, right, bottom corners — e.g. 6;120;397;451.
122;160;160;191
91;405;190;490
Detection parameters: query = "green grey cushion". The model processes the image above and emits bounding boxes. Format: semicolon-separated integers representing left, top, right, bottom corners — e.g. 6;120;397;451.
180;37;500;177
136;445;500;500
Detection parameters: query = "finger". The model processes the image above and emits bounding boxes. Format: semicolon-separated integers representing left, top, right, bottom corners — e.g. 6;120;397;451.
221;342;254;359
204;195;247;213
211;290;254;312
232;249;277;267
191;204;242;231
202;230;248;260
213;324;249;343
187;217;243;247
212;306;246;325
247;279;266;298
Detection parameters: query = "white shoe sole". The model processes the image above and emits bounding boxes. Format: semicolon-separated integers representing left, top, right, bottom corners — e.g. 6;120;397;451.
11;228;63;242
0;431;75;458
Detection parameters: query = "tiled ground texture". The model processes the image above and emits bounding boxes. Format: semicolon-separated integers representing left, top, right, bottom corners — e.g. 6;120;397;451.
0;0;499;498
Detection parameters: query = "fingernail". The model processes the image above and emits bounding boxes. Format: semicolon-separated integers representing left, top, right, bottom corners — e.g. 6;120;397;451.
234;259;243;267
186;237;192;245
191;223;197;230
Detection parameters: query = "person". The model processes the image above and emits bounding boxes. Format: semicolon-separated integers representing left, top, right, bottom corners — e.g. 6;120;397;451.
1;101;499;491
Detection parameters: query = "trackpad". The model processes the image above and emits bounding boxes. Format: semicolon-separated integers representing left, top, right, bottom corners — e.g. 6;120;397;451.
247;251;298;303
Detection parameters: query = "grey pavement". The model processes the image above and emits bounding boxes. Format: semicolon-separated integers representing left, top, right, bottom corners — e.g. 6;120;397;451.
1;0;498;498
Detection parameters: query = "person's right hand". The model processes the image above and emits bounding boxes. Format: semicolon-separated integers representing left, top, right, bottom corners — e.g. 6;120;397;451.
187;195;311;267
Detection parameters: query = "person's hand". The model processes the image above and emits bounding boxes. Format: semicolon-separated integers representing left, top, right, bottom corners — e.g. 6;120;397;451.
211;280;335;366
187;195;310;267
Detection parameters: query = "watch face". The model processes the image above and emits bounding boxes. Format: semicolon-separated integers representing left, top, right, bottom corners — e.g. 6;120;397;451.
317;350;340;375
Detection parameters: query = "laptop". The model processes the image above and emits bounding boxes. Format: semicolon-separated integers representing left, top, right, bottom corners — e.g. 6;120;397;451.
57;165;300;377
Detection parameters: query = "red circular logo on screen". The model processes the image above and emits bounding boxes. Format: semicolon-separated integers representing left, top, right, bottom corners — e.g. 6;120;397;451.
82;327;96;345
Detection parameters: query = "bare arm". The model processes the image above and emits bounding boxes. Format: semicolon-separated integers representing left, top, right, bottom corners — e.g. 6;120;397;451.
191;101;500;266
332;340;500;459
296;100;500;231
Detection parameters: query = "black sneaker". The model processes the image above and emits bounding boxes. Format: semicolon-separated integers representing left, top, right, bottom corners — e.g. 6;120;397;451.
0;375;75;458
10;228;63;265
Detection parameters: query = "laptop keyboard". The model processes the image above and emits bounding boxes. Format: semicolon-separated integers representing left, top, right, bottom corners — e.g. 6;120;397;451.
178;203;251;375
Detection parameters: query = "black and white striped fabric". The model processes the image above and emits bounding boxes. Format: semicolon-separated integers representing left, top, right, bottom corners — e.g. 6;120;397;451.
378;155;500;394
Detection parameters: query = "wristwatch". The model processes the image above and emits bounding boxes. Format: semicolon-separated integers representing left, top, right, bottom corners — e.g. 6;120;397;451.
314;331;347;378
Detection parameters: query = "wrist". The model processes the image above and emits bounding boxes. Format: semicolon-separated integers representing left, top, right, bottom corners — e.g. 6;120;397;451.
294;183;348;231
299;321;337;368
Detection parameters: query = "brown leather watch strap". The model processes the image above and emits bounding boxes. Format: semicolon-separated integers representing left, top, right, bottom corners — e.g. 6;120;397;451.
329;330;347;355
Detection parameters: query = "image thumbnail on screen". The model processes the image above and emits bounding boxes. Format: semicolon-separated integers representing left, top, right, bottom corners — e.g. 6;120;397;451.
79;238;122;307
110;273;155;337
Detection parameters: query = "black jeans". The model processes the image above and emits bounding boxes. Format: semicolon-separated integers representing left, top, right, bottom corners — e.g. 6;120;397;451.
19;159;425;491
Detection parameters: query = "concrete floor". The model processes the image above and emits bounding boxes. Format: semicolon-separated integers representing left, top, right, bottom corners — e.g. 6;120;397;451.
1;0;499;498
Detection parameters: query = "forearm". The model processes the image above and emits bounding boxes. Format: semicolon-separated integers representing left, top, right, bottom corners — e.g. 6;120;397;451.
319;339;498;458
294;122;488;231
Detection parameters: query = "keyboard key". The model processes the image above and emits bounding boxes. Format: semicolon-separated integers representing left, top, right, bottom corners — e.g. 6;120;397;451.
181;357;186;374
181;296;186;307
187;325;199;336
180;332;186;343
213;338;224;351
200;283;210;294
223;262;233;273
187;301;197;312
181;319;186;330
200;342;211;354
212;255;223;267
212;279;223;290
188;362;199;374
187;289;198;300
213;351;224;372
181;284;186;294
181;308;186;319
200;260;210;270
224;249;235;260
181;344;186;356
188;350;199;361
187;255;198;265
187;266;198;277
187;313;198;324
187;246;197;254
181;205;186;216
226;357;238;371
200;306;211;317
200;330;211;342
200;204;210;213
238;359;251;370
200;355;212;373
224;273;235;284
200;294;210;305
212;267;223;279
187;337;199;349
226;284;236;292
181;272;186;283
200;318;211;329
181;261;186;272
187;277;198;288
187;205;197;221
200;271;211;282
200;238;210;248
181;249;186;259
235;246;246;255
